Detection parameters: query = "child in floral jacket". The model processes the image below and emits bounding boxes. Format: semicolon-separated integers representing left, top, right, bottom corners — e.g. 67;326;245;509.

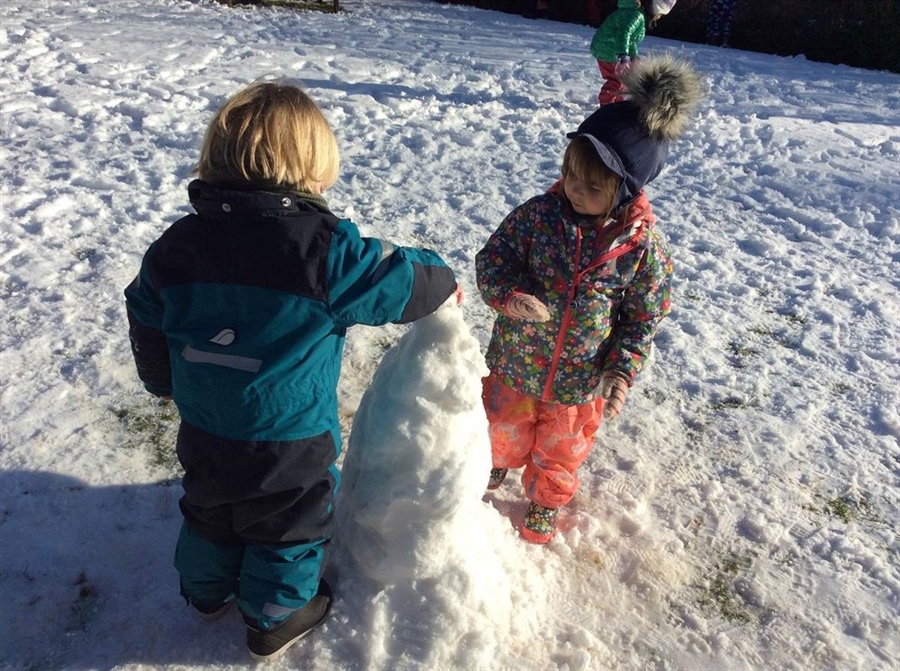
476;55;702;543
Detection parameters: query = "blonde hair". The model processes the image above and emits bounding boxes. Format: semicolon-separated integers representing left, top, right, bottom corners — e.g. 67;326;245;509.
561;136;619;206
197;82;339;194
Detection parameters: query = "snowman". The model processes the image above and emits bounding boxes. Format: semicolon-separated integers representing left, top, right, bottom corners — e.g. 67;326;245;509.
335;300;516;668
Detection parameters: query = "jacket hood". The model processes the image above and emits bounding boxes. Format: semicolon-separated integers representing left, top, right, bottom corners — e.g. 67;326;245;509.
618;0;641;8
567;54;703;210
187;180;331;221
649;0;677;16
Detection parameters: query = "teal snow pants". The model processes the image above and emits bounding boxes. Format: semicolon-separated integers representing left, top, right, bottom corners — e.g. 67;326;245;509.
174;522;328;630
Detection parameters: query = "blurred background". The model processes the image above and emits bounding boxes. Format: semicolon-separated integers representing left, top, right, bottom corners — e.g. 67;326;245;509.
436;0;900;73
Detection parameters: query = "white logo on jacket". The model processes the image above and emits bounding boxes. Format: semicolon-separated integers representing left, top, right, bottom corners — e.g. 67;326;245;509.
209;329;236;346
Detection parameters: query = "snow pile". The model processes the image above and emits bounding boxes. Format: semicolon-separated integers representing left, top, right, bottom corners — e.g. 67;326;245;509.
338;300;493;581
336;301;518;668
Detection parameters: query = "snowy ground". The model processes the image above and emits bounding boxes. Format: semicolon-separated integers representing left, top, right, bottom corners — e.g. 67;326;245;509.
1;1;898;669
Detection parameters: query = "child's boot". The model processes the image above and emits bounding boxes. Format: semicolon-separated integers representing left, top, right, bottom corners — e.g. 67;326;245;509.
520;501;559;544
192;597;234;620
245;580;332;661
487;467;509;490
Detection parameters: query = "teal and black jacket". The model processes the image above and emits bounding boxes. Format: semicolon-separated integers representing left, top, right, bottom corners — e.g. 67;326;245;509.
125;180;457;545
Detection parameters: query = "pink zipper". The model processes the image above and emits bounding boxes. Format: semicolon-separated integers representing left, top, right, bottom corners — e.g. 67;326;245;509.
540;221;646;402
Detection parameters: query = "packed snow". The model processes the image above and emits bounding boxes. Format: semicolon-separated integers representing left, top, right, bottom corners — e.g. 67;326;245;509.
1;0;898;670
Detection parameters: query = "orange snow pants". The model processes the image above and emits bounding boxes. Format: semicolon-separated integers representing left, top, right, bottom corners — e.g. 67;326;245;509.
482;374;606;509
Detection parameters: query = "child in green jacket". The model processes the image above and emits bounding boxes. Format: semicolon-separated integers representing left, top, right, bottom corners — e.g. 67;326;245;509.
591;0;646;105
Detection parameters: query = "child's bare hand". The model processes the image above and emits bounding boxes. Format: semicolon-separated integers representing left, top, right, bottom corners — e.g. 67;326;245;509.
503;292;551;322
600;373;629;420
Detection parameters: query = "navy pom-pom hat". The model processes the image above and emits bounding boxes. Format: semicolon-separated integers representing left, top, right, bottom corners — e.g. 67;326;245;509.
567;54;704;211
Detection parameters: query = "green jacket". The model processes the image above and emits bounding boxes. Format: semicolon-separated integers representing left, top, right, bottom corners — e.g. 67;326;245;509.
590;0;646;62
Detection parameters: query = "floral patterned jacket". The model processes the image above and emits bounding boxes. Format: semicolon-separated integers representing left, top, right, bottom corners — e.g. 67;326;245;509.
475;187;673;405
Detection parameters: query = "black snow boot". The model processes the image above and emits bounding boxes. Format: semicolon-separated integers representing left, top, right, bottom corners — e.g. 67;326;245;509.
245;579;332;661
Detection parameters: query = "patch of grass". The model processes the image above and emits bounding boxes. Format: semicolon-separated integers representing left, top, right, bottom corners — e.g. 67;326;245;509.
804;492;883;525
696;551;755;624
783;312;808;326
709;396;752;411
823;494;877;524
721;552;752;575
112;399;181;475
748;325;777;338
824;497;855;523
745;323;797;349
641;386;668;405
771;548;799;568
728;340;759;361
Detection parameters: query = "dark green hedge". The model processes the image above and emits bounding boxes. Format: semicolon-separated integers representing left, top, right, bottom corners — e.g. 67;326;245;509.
437;0;900;73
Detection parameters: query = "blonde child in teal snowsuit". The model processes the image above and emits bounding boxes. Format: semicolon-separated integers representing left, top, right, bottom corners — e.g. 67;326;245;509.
124;82;459;661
